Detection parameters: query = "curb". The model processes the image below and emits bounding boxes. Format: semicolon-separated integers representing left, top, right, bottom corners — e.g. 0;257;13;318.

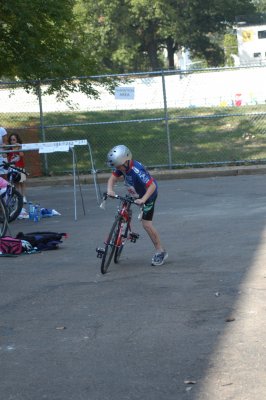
27;165;266;187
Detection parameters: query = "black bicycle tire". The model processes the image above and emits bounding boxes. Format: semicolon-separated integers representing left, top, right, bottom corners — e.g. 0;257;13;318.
6;188;23;222
101;216;121;274
114;221;129;264
0;197;8;237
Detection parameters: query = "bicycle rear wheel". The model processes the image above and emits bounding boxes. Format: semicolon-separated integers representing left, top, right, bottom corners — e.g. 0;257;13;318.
101;216;121;274
0;197;8;237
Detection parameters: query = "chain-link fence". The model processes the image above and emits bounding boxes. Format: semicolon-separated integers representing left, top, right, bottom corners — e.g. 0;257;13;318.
1;65;266;176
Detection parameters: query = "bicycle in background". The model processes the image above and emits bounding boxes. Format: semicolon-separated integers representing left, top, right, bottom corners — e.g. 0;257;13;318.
0;161;28;222
96;193;142;274
0;196;8;237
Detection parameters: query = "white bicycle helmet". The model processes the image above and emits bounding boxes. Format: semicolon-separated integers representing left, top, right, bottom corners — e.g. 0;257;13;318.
107;145;132;168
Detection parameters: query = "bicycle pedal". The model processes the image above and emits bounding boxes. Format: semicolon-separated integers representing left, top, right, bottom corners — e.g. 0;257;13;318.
96;247;105;258
129;232;139;243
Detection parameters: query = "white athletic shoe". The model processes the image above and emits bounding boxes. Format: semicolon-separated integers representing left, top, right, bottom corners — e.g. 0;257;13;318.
151;251;168;266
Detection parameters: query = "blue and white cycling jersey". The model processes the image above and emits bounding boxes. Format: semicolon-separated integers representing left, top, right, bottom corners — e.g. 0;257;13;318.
112;160;158;202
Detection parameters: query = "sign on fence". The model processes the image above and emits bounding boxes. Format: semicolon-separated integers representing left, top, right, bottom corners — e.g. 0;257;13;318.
115;87;135;100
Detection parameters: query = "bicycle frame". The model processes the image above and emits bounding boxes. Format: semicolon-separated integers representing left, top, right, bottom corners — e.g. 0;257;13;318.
111;198;132;245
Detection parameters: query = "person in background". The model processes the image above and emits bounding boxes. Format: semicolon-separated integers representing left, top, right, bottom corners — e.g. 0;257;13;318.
106;144;168;266
0;127;8;177
7;133;27;204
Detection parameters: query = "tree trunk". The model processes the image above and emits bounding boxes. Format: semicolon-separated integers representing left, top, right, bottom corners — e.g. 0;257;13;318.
147;41;160;71
144;21;161;71
166;38;177;69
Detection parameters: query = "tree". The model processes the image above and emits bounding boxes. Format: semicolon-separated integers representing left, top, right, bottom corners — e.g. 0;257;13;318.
253;0;266;12
161;0;256;67
75;0;151;72
78;0;256;71
0;0;111;98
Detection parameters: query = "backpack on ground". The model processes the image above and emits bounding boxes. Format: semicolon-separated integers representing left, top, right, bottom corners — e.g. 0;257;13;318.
0;236;23;255
16;231;67;251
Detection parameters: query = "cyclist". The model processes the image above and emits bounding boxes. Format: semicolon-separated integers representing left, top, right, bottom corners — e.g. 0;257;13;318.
106;144;168;266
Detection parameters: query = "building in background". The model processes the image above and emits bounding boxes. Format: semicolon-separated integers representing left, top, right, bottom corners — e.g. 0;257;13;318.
235;15;266;66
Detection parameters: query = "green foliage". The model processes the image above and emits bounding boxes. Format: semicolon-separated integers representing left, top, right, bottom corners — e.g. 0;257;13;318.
77;0;256;71
253;0;266;12
0;0;258;93
0;0;112;98
223;33;238;66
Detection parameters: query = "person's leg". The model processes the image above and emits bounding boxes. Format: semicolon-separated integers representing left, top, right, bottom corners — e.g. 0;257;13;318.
18;174;27;203
142;219;168;265
20;182;26;197
15;182;26;203
141;219;164;252
140;198;168;265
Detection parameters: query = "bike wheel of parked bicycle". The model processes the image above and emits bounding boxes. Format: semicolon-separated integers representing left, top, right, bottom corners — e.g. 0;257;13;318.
6;188;23;222
114;221;129;264
0;197;8;237
101;216;121;274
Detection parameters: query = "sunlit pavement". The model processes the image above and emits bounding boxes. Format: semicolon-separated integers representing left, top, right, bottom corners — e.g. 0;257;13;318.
196;233;266;399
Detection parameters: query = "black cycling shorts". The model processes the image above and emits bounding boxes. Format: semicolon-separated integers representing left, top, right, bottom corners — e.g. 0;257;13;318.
142;197;157;221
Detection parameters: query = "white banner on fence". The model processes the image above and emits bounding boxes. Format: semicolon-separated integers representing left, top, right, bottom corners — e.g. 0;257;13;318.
38;144;70;153
22;139;88;152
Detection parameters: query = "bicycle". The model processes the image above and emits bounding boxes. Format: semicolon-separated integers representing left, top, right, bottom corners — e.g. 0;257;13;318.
0;161;27;222
0;196;8;237
96;193;142;274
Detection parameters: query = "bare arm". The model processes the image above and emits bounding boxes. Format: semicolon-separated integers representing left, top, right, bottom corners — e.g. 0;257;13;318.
107;174;119;196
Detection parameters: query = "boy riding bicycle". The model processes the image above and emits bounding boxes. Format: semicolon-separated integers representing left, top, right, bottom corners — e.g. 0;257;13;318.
106;144;168;266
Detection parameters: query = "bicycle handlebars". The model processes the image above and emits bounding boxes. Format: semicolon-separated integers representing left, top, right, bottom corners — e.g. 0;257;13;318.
0;161;29;176
102;192;137;204
100;192;143;220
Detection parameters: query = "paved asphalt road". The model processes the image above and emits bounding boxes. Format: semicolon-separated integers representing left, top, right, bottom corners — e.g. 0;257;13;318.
1;175;266;400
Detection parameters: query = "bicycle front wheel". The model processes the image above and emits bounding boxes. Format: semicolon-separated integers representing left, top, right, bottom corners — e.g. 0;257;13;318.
114;222;129;264
6;188;23;222
0;197;8;237
101;216;121;274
